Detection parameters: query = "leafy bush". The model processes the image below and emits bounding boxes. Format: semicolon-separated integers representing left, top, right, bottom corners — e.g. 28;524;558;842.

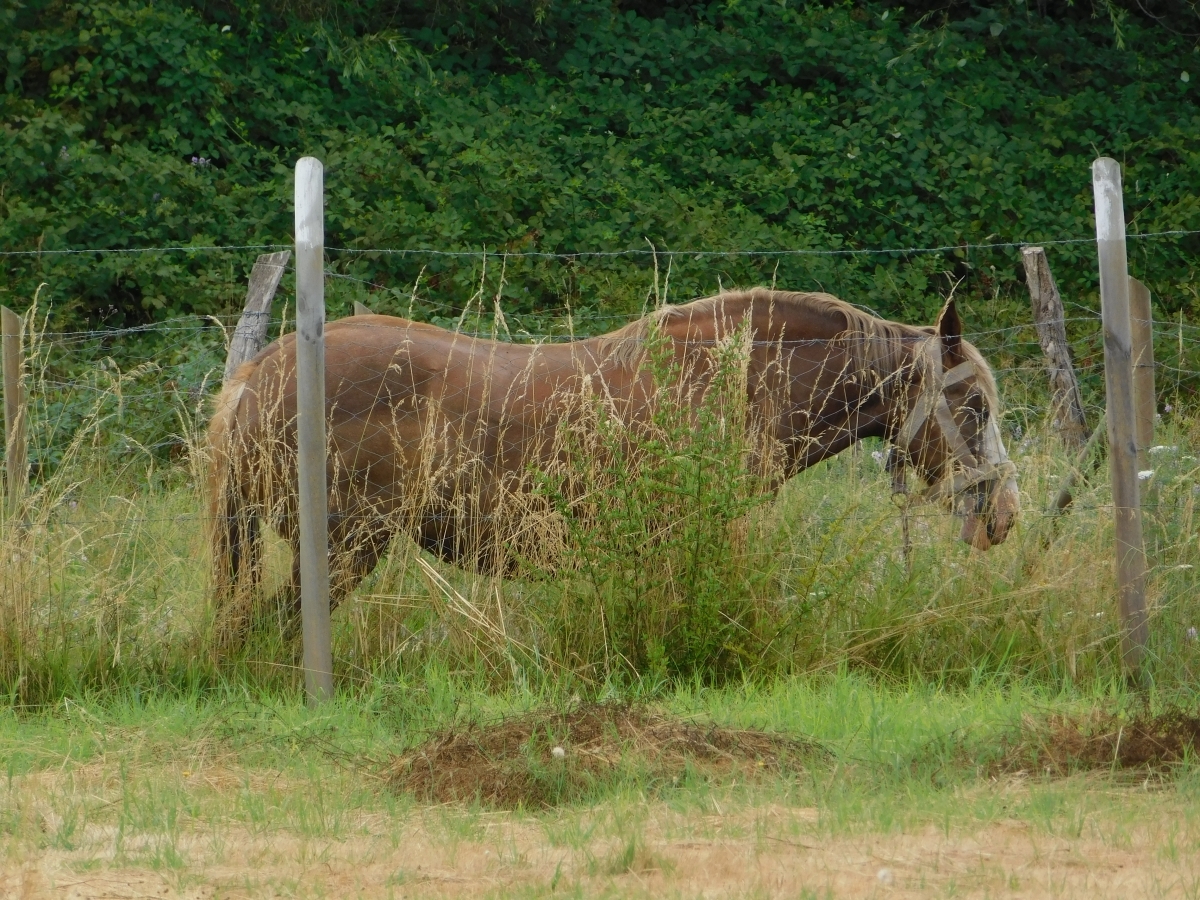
2;0;1198;338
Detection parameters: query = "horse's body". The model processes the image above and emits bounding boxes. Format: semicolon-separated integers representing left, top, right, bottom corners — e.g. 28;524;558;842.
207;289;1018;639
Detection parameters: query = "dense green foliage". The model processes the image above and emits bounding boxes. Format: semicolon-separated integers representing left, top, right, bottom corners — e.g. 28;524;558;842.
3;0;1199;331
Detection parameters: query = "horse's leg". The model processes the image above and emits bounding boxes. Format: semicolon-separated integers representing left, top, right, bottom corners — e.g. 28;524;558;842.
259;551;302;641
213;499;264;649
255;508;302;641
330;523;394;610
231;513;262;594
266;511;394;641
416;511;463;566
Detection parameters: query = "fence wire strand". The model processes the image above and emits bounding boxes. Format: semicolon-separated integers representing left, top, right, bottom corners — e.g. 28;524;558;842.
4;227;1198;259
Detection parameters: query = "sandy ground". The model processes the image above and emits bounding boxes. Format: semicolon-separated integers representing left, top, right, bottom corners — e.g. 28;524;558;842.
4;788;1198;899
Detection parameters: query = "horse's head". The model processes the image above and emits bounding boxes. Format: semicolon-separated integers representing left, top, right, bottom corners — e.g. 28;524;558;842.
889;300;1020;550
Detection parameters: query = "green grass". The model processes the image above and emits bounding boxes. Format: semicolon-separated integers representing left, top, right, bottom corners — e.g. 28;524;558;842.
3;307;1200;895
0;677;1101;807
3;674;1200;897
1;671;1194;815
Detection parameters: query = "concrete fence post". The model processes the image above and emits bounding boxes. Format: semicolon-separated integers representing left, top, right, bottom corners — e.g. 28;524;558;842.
295;157;334;704
1092;157;1149;681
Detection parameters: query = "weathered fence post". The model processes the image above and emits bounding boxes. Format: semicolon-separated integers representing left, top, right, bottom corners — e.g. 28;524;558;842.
1092;157;1149;681
295;157;334;704
1022;247;1089;449
2;305;28;518
1128;277;1156;468
224;250;291;382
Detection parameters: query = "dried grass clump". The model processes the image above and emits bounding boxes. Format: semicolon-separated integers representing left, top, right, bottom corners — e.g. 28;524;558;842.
389;703;819;809
998;708;1200;776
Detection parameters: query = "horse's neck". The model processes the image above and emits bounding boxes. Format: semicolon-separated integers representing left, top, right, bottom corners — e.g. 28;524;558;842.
772;310;898;476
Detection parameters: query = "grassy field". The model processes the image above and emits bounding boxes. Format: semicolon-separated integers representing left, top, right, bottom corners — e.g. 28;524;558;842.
2;311;1200;897
4;676;1200;898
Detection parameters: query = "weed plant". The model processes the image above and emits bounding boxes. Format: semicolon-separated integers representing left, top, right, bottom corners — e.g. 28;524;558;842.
535;321;777;683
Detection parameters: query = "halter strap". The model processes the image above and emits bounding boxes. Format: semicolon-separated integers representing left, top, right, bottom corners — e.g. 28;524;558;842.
891;336;1017;504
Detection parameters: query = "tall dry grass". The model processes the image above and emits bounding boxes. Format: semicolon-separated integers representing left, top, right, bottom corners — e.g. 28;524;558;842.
3;303;1200;706
1;302;217;701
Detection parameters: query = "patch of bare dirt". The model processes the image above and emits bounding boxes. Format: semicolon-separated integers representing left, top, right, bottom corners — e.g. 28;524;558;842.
1000;708;1200;775
389;703;818;808
7;794;1200;899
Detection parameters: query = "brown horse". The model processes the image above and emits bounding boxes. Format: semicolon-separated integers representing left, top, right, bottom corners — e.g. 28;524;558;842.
206;288;1019;641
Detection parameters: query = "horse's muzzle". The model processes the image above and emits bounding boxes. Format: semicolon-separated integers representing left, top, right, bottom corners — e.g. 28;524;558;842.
959;477;1019;550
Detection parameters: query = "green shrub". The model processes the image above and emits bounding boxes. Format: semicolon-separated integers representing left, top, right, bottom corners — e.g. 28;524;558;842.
536;322;779;683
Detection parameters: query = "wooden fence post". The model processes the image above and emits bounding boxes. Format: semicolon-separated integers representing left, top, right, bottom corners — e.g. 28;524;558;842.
224;250;291;382
1092;157;1149;681
1022;246;1089;449
295;157;334;704
2;305;28;518
1129;277;1156;468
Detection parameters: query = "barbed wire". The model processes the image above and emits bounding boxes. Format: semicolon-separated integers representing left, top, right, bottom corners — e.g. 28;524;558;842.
29;379;1065;409
35;332;1075;354
9;259;1198;349
326;230;1200;259
23;305;1113;345
2;228;1198;260
15;317;1194;352
17;319;1193;410
0;243;291;258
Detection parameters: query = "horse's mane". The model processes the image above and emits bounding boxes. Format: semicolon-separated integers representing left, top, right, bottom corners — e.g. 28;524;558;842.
596;288;1000;410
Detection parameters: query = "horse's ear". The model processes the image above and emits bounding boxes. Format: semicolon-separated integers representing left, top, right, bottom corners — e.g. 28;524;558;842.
935;297;964;362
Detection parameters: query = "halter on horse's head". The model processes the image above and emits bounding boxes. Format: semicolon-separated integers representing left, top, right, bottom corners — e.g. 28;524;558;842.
887;299;1020;550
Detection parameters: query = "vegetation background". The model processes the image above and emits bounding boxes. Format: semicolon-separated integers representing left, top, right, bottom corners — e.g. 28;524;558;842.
3;18;1200;892
2;0;1200;704
3;0;1199;332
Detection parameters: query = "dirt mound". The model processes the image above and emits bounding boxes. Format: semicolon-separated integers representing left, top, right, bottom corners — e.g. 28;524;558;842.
1001;709;1200;775
389;703;818;809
